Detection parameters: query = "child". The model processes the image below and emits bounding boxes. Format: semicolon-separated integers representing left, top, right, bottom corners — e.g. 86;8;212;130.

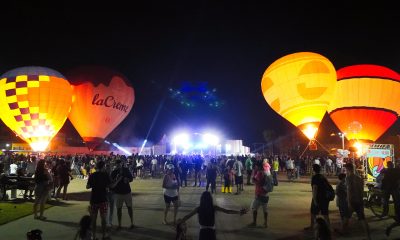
74;215;92;240
335;173;350;234
26;229;42;240
175;221;188;240
223;168;231;193
314;217;331;240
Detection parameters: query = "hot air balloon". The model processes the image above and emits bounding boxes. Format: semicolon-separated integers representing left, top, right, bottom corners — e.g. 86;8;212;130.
0;66;73;151
66;66;135;150
261;52;337;140
328;64;400;142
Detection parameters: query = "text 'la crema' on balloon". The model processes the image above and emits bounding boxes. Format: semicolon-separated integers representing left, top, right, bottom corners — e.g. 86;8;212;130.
261;52;337;140
66;66;135;151
0;66;73;151
328;64;400;142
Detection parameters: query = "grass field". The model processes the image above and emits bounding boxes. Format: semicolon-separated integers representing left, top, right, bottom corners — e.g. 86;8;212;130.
0;201;52;225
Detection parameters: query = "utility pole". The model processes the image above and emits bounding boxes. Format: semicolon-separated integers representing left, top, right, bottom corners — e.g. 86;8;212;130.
338;132;345;149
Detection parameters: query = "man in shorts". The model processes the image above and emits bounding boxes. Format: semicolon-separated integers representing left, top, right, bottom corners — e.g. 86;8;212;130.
87;161;121;240
304;164;330;231
248;161;268;228
345;163;371;240
111;159;134;229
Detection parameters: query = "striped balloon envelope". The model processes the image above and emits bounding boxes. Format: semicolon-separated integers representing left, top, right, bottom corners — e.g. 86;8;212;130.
328;65;400;141
0;67;73;151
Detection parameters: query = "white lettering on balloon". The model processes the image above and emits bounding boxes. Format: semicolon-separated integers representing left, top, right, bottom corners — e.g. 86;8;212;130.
92;94;129;113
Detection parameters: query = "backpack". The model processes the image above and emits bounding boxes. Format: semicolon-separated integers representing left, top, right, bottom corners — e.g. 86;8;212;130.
324;179;335;201
262;174;274;193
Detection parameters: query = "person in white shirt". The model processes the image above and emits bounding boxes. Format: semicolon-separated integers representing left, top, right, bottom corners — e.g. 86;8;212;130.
136;158;144;178
9;162;18;175
151;158;158;178
233;159;244;194
286;158;295;180
313;158;321;166
325;158;333;176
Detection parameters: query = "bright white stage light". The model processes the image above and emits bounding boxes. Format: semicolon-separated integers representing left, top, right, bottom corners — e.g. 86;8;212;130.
225;144;231;151
173;133;190;146
203;133;219;146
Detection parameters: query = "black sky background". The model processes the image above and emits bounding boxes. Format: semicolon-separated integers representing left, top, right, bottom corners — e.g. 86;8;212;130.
0;1;400;147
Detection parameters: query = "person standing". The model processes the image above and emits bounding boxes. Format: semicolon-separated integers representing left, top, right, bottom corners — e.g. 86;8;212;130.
326;158;333;176
383;161;400;236
336;157;343;175
248;161;269;228
262;158;271;176
304;164;330;231
136;158;144;179
162;164;180;225
193;157;203;187
56;159;73;200
334;173;350;234
111;159;135;229
9;160;18;175
87;161;121;240
178;191;247;240
245;156;253;185
33;160;51;220
179;159;188;187
151;157;158;178
344;163;371;240
286;157;295;180
272;157;279;186
223;167;231;193
205;160;218;194
233;158;244;194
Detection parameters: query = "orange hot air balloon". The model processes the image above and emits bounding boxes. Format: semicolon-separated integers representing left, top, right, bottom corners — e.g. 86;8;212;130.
0;66;73;151
66;66;135;150
328;65;400;142
261;52;337;140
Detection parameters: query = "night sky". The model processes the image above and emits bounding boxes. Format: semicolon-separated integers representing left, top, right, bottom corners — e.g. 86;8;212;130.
1;1;399;147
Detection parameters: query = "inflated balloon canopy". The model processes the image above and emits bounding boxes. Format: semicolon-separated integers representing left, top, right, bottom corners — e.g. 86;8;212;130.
66;66;135;151
261;52;337;140
0;66;73;151
328;64;400;141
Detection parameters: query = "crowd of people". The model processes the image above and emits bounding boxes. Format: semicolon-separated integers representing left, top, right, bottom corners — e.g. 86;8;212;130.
1;151;400;239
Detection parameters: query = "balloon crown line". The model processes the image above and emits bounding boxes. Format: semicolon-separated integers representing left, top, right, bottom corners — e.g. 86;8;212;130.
262;52;400;142
0;66;135;152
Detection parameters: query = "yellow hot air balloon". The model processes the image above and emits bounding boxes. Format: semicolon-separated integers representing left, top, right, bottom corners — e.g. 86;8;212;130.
0;67;73;151
261;52;337;140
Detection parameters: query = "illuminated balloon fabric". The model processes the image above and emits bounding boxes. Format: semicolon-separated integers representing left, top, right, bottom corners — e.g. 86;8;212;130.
0;66;73;151
261;52;337;139
368;157;389;178
328;65;400;141
67;66;135;150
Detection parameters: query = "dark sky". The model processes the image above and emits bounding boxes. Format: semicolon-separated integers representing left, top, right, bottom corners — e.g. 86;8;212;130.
1;1;400;147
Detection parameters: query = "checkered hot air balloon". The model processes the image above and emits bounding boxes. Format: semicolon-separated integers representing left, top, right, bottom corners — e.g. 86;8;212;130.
0;66;73;151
